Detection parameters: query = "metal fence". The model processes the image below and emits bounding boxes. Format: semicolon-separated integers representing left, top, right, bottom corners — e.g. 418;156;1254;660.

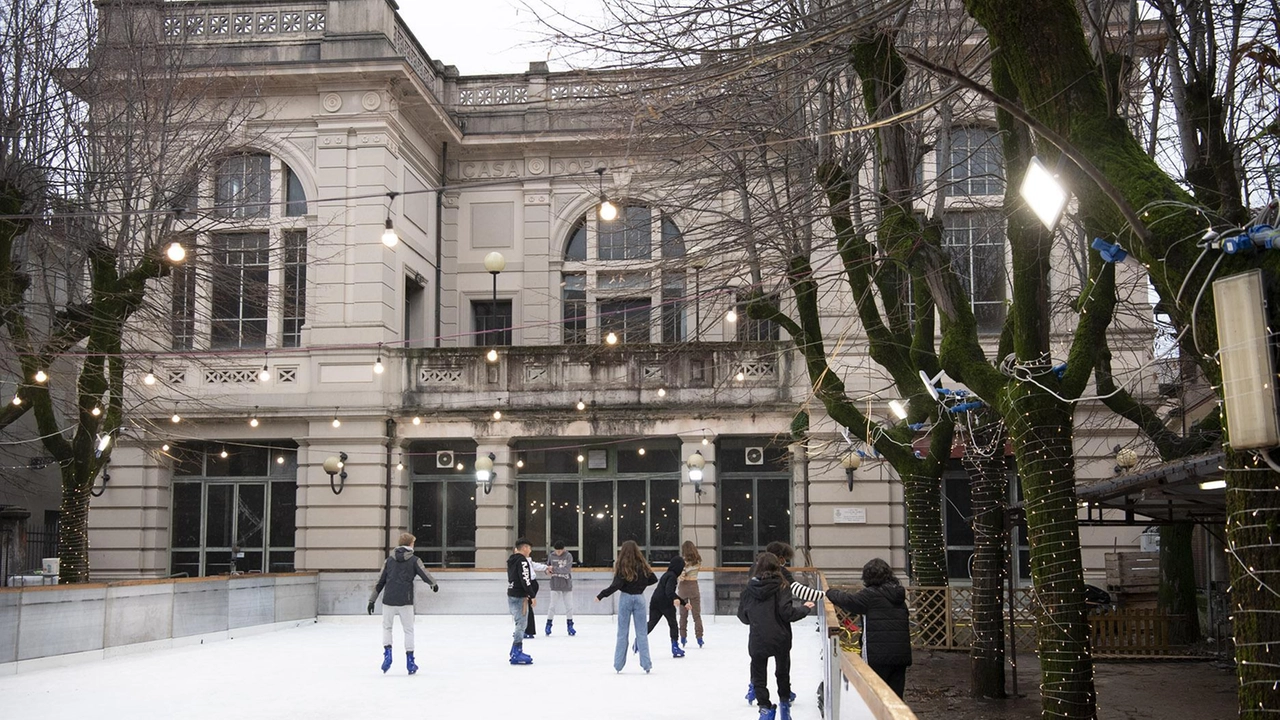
1;524;58;584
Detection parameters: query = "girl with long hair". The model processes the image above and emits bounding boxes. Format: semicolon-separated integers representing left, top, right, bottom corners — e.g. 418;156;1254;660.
596;540;658;672
678;540;705;647
738;552;813;720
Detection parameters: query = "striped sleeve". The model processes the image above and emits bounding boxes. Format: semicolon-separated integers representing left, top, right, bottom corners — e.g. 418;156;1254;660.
790;581;825;604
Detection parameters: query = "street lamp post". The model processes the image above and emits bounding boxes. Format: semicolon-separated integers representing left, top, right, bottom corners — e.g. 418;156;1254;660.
483;251;506;355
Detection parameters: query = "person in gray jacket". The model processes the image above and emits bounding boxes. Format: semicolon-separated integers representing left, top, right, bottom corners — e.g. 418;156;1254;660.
368;532;438;675
544;541;576;636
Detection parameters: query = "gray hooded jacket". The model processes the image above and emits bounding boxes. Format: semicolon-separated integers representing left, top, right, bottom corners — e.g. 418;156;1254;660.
370;546;437;607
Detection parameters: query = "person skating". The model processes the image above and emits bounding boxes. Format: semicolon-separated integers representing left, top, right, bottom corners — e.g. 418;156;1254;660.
644;555;689;658
738;552;813;720
677;540;704;648
544;541;576;636
506;538;537;665
367;532;438;675
595;540;657;673
792;558;911;698
747;541;799;703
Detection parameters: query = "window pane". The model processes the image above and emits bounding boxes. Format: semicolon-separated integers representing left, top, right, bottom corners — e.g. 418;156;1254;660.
549;482;580;547
599;298;651;344
617;447;679;473
736;295;780;342
215;153;270;219
649;478;680;549
598;205;652;260
171;251;196;351
946;128;1004;197
661;273;686;343
445;481;477;562
170;551;200;578
268;550;295;573
581;481;613;567
236;484;266;549
412;482;444;548
518;448;580;475
660;216;685;258
519;482;548;549
562;274;586;345
210;233;270;349
617;480;646;545
472;299;513;346
944;476;975;546
943;212;1006;333
269;482;297;548
564;219;586;261
172;483;202;548
720;476;753;550
205;484;233;547
283;231;307;348
285;166;307;216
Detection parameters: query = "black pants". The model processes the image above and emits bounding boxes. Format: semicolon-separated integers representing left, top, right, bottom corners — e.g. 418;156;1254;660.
749;652;792;708
646;602;679;640
869;663;907;699
525;604;536;635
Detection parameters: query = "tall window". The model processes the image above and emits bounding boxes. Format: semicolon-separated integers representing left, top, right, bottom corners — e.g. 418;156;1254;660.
943;212;1006;333
171;255;196;351
170;443;298;577
473;299;513;346
210;233;270;348
282;230;307;348
409;443;478;567
718;439;792;566
517;442;681;567
215;153;271;219
560;205;686;344
284;167;308;217
946;127;1004;197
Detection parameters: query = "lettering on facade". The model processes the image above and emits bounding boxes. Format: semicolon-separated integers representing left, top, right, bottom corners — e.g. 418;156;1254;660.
551;158;604;176
458;161;521;180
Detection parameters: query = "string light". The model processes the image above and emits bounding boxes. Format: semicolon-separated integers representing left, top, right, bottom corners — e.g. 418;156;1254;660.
249;406;260;428
374;343;384;375
258;353;270;383
171;411;181;423
331;408;341;428
412;416;422;425
576;399;586;411
33;370;47;383
492;410;502;420
605;331;618;345
657;387;666;397
165;241;186;263
10;395;20;406
726;309;738;323
90;406;101;416
143;371;156;386
486;348;499;363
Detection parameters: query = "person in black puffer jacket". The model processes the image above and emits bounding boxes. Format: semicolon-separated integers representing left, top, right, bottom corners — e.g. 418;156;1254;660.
367;532;438;674
645;556;689;658
738;552;814;720
794;558;911;698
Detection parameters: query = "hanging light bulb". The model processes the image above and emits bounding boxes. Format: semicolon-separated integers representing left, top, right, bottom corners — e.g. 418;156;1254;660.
492;410;502;420
374;347;385;375
396;461;404;471
220;448;229;459
657;388;666;397
171;411;181;423
577;453;585;463
381;191;400;248
165;241;186;263
576;399;586;411
702;435;709;446
162;443;171;452
332;416;341;428
412;415;421;425
486;348;499;363
726;309;738;323
91;406;102;416
276;455;285;465
33;370;48;384
638;447;646;456
605;331;618;345
249;417;259;428
735;370;746;382
595;167;618;221
11;395;21;406
258;365;270;383
143;371;156;386
516;458;525;469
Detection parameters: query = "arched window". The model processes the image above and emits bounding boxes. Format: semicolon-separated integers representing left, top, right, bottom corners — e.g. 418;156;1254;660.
560;204;687;345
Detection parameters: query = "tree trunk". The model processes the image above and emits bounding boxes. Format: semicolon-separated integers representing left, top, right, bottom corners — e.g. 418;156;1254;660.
963;417;1008;698
1007;389;1094;720
58;467;93;584
1224;453;1280;718
1158;524;1201;645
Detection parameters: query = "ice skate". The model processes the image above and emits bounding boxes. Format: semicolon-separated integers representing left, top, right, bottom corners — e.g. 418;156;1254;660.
745;683;756;704
545;619;552;636
778;702;791;720
380;646;392;673
509;642;533;665
697;637;704;648
680;635;687;647
406;651;418;675
758;705;777;720
671;640;685;658
566;619;576;636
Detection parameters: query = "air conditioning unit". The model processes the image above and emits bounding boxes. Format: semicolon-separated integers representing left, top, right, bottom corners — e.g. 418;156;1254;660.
436;451;455;469
744;446;764;465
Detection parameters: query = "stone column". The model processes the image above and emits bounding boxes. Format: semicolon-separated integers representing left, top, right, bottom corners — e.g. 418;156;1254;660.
474;439;514;568
679;433;717;567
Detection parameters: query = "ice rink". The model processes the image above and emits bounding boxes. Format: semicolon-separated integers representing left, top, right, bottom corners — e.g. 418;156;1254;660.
0;613;828;719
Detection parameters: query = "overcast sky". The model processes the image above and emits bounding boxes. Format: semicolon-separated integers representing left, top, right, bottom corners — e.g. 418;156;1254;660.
398;0;606;76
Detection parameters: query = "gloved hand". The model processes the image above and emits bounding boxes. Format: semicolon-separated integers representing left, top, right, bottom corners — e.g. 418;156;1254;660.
367;601;375;615
431;584;439;593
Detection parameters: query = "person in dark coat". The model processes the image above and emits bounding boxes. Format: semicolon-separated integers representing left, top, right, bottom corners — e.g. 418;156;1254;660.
737;552;814;720
367;532;438;674
645;556;689;657
796;557;911;699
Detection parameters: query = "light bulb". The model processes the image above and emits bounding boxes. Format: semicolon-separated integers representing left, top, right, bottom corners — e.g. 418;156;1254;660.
726;309;738;323
396;461;404;471
455;462;464;471
165;241;186;263
657;388;666;397
486;348;499;363
258;365;270;383
576;399;586;411
171;413;181;423
276;455;285;464
34;370;48;383
577;454;585;463
91;406;102;416
599;199;618;221
516;459;524;468
162;443;171;452
381;219;399;248
332;417;341;428
638;448;646;455
735;371;746;382
605;331;618;345
412;416;421;425
374;358;384;374
220;449;229;459
143;372;156;386
10;395;21;406
492;410;502;420
702;436;709;446
249;417;259;428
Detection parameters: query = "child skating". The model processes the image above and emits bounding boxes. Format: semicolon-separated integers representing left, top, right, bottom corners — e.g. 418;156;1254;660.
738;552;813;720
506;538;537;665
544;541;576;636
644;555;689;658
678;540;704;648
595;540;657;673
367;532;438;675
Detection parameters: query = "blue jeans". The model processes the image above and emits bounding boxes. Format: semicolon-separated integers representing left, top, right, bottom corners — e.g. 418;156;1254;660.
614;592;651;672
508;597;528;645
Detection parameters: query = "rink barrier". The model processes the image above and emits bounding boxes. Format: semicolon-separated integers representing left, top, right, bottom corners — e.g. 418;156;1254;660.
0;572;318;674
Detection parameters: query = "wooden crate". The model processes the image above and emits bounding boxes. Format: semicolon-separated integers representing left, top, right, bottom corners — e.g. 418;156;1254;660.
1105;551;1160;594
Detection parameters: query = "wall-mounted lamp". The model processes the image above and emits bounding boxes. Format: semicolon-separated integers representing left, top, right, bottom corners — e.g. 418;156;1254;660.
686;451;706;494
841;451;862;491
475;452;496;495
90;464;111;497
1113;446;1137;474
323;452;348;495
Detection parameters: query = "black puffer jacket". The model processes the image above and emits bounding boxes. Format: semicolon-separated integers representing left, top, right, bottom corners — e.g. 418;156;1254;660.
736;574;811;656
650;556;687;609
370;546;437;607
827;583;912;667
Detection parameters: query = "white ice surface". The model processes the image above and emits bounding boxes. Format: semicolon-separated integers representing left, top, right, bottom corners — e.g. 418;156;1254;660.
0;613;828;720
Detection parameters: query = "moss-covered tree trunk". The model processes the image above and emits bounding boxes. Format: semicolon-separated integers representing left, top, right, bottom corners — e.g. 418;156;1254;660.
1224;453;1280;716
1157;524;1201;646
963;416;1008;698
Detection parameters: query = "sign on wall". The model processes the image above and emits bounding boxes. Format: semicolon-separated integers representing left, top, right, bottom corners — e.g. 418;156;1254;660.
833;507;867;524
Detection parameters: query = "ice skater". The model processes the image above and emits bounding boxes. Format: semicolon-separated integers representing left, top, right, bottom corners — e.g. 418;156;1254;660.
643;555;689;658
738;552;813;720
367;532;438;675
595;540;657;673
678;540;704;648
544;541;576;636
506;538;537;665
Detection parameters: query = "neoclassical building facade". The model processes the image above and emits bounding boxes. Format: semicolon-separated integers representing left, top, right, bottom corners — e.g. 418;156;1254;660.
86;0;1143;582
